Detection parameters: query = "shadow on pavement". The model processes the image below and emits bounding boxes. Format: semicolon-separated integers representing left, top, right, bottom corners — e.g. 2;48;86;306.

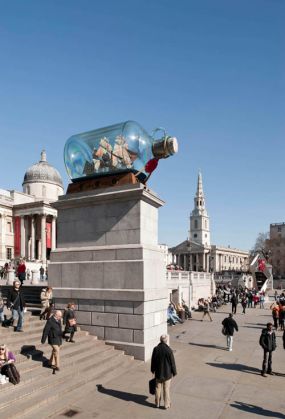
230;401;285;418
189;343;227;350
96;385;154;407
207;363;260;375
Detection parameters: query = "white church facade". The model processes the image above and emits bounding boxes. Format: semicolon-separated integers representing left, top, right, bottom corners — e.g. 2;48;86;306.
170;172;249;273
0;151;64;266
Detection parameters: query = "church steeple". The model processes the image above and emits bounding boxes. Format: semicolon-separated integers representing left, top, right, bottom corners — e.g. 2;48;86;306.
190;171;210;246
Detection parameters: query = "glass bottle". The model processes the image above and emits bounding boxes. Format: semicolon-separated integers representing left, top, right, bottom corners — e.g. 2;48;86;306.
64;120;178;182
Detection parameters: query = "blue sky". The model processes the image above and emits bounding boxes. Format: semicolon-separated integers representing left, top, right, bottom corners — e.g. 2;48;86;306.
0;0;284;250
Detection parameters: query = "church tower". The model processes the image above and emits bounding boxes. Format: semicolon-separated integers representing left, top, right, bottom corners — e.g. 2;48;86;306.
190;172;210;246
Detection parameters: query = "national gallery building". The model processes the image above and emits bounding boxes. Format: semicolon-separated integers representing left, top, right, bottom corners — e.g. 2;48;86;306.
170;173;249;273
0;151;64;265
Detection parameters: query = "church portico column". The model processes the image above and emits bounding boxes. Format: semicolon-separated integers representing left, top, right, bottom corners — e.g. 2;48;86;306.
30;215;35;260
0;214;6;260
51;216;56;250
195;254;199;271
183;254;187;271
203;253;206;272
20;216;25;258
41;214;47;263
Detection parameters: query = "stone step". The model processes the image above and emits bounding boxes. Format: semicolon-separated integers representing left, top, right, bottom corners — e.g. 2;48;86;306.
0;343;114;396
0;328;90;348
27;356;138;419
1;348;127;418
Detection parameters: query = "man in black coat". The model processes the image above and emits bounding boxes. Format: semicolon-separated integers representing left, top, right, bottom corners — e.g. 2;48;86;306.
7;280;25;332
231;293;238;314
41;310;63;371
222;313;238;351
259;322;276;377
151;335;177;409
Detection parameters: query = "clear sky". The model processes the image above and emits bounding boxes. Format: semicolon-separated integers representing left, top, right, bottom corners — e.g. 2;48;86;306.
0;0;284;251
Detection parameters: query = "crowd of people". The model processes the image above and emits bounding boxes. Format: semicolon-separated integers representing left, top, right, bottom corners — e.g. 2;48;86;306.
0;280;78;384
0;260;47;283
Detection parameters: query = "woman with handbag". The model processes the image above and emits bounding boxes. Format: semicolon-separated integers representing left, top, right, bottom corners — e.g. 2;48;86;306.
0;344;20;384
63;302;77;343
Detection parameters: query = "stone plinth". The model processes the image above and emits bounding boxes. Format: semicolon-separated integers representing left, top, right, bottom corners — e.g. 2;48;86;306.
49;183;168;360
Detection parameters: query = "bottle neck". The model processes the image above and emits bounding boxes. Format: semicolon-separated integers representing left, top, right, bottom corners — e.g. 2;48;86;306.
152;136;178;159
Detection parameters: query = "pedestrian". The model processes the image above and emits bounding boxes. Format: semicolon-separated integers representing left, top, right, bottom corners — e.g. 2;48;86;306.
39;266;45;281
259;322;276;377
270;303;279;330
7;280;25;332
201;300;213;322
17;260;26;285
41;310;63;371
151;335;177;409
63;302;77;343
259;292;265;309
241;296;247;314
39;287;53;320
247;291;253;308
231;293;238;314
222;313;238;351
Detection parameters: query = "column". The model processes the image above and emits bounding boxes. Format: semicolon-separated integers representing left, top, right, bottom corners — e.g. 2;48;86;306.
0;214;6;260
203;253;206;272
195;254;199;271
30;215;35;260
51;216;56;250
189;254;193;271
183;254;187;271
25;217;30;260
20;216;25;258
41;214;46;262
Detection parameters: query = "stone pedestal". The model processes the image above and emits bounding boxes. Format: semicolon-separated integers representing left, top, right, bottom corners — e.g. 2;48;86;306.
49;183;168;361
31;270;39;284
6;269;15;285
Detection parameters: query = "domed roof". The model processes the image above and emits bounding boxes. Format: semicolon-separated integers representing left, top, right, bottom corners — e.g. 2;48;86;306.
23;150;63;188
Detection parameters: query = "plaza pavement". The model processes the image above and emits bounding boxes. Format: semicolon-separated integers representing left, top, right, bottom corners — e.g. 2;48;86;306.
53;301;285;419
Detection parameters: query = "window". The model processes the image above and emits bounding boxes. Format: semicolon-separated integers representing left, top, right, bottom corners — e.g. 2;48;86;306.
42;185;46;197
224;256;227;262
7;221;12;233
27;185;30;195
194;234;197;238
194;220;198;229
6;247;12;260
278;226;282;232
205;220;207;229
205;234;207;238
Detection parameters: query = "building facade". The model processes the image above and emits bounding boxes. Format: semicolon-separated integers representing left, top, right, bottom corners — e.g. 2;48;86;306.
170;172;249;273
267;223;285;278
0;151;64;265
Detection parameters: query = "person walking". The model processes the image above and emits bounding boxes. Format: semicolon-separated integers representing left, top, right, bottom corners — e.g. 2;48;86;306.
17;260;26;285
201;300;213;322
222;313;238;351
231;293;238;314
270;303;279;330
63;302;77;343
151;335;177;409
7;280;25;332
41;310;63;371
259;292;265;309
241;296;247;314
39;287;53;320
259;322;276;377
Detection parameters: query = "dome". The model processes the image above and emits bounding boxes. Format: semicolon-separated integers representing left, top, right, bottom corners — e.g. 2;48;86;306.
23;150;63;188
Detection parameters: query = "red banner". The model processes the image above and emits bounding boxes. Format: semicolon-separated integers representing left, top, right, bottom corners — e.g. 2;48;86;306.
14;217;21;257
46;222;51;249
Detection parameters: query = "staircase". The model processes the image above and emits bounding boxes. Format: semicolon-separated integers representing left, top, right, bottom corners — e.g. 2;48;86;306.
0;312;141;418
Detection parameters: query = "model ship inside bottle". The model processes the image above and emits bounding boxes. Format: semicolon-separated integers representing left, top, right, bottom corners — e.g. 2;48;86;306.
64;120;178;183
